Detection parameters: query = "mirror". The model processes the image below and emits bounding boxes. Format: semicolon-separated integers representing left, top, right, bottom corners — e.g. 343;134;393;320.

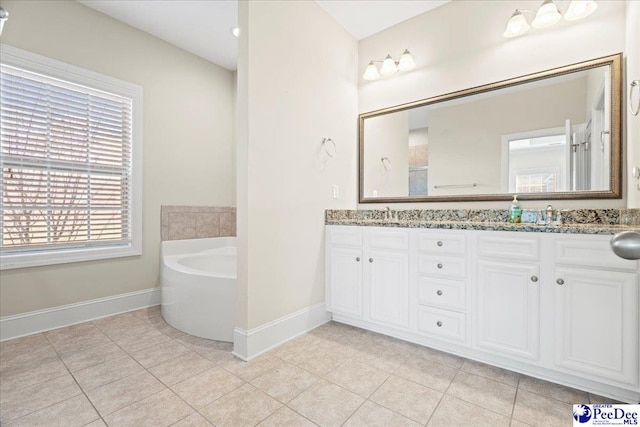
359;53;622;203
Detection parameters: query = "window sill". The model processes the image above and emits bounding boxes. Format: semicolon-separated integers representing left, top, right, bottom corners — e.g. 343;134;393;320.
0;245;142;270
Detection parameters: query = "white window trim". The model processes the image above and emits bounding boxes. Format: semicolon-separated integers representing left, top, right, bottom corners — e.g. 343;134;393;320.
0;44;143;270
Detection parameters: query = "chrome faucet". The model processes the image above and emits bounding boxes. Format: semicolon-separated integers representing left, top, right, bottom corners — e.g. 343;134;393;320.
384;206;391;220
545;205;554;225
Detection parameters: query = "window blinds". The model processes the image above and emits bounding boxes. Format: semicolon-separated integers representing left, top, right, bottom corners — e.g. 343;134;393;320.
0;64;134;253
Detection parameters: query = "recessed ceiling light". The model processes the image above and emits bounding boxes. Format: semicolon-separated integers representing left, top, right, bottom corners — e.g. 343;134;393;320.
231;26;239;37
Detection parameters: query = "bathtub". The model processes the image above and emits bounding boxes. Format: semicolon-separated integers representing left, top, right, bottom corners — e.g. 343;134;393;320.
161;237;236;342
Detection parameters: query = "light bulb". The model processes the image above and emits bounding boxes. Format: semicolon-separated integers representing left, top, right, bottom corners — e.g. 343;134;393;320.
564;0;598;21
503;10;531;38
231;26;240;37
363;61;380;81
532;0;561;28
379;54;398;77
397;49;415;71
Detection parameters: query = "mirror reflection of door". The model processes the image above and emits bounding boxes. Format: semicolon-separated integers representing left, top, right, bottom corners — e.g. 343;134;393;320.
408;108;429;196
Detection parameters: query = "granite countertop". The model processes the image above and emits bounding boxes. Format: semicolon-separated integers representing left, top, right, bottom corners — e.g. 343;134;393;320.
325;209;640;235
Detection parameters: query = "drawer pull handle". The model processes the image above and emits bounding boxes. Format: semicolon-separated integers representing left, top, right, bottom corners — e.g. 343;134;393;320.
556;278;565;286
356;257;360;262
436;321;443;327
437;263;443;269
369;258;374;263
436;290;443;296
437;241;443;247
531;276;538;283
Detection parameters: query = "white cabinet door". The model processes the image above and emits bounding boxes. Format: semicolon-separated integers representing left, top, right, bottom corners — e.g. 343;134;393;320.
476;260;540;360
368;249;410;328
328;247;363;317
554;267;639;386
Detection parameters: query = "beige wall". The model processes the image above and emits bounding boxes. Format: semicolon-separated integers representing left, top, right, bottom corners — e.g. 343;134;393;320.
363;111;409;198
358;0;627;209
0;0;235;317
237;0;357;329
627;1;640;208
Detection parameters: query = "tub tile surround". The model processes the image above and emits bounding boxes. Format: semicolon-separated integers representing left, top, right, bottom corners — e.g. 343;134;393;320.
0;307;618;426
161;206;236;241
326;208;640;234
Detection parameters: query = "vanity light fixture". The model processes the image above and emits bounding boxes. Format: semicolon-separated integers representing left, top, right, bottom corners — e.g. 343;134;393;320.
503;0;598;38
363;49;415;81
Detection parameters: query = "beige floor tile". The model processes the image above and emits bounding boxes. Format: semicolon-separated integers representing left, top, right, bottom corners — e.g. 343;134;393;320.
427;394;511;427
267;334;322;361
86;370;165;416
4;394;99;427
200;383;282;427
171;366;244;409
287;345;348;376
356;345;407;374
251;363;320;403
115;328;175;354
148;351;214;386
175;335;235;364
93;313;148;335
460;359;521;387
395;357;457;392
0;336;58;373
103;389;193;427
84;420;108;427
512;389;573;427
511;419;534;427
170;412;214;426
588;393;622;404
519;376;589;404
46;325;113;356
98;319;155;343
222;354;285;381
258;407;317;427
129;340;193;369
59;341;128;372
370;375;442;425
0;374;82;423
73;355;144;391
0;355;68;393
343;400;421;427
447;371;517;416
288;379;365;426
409;344;466;369
324;358;390;398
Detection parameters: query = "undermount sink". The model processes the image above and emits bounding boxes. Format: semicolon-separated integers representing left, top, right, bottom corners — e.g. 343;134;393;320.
610;231;640;260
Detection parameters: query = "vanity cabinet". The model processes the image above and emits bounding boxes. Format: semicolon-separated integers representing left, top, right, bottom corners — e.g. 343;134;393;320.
326;226;410;328
552;236;639;387
325;225;640;402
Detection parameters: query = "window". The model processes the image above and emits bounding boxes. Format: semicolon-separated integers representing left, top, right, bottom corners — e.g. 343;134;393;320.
0;45;142;269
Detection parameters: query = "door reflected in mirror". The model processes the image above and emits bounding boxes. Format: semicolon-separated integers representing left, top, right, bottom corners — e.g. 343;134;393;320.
359;54;621;203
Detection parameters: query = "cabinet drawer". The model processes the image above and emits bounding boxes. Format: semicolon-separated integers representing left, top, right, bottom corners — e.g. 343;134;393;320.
329;227;362;247
417;276;466;311
555;237;639;271
418;254;466;278
369;229;409;250
417;306;466;342
477;234;540;261
418;231;466;255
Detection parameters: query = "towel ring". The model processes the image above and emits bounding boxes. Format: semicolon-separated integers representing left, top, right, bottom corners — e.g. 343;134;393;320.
321;138;336;157
630;80;640;117
381;157;392;171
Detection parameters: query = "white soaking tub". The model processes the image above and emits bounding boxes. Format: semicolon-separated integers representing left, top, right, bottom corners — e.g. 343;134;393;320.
160;237;236;342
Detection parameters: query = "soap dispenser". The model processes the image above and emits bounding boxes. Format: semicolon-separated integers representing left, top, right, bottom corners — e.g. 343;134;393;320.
509;195;522;224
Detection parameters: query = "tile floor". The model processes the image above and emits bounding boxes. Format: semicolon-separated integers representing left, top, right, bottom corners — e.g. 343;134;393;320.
0;306;619;427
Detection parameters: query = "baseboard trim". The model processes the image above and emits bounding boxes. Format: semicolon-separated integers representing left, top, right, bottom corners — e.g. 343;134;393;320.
0;288;160;341
232;302;331;361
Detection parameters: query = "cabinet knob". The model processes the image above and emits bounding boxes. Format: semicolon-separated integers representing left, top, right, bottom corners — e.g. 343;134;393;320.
356;257;360;262
437;263;443;269
437;241;443;247
436;290;443;296
369;258;374;263
531;276;538;283
556;278;565;286
436;321;443;327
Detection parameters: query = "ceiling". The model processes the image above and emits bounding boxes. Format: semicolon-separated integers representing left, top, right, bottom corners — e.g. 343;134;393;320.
77;0;451;71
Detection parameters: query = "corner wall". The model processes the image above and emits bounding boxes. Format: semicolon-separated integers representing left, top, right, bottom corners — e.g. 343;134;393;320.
236;0;358;340
358;0;627;209
0;0;235;317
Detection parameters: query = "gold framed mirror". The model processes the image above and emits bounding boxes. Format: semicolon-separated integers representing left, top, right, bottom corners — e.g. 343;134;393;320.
359;53;622;203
